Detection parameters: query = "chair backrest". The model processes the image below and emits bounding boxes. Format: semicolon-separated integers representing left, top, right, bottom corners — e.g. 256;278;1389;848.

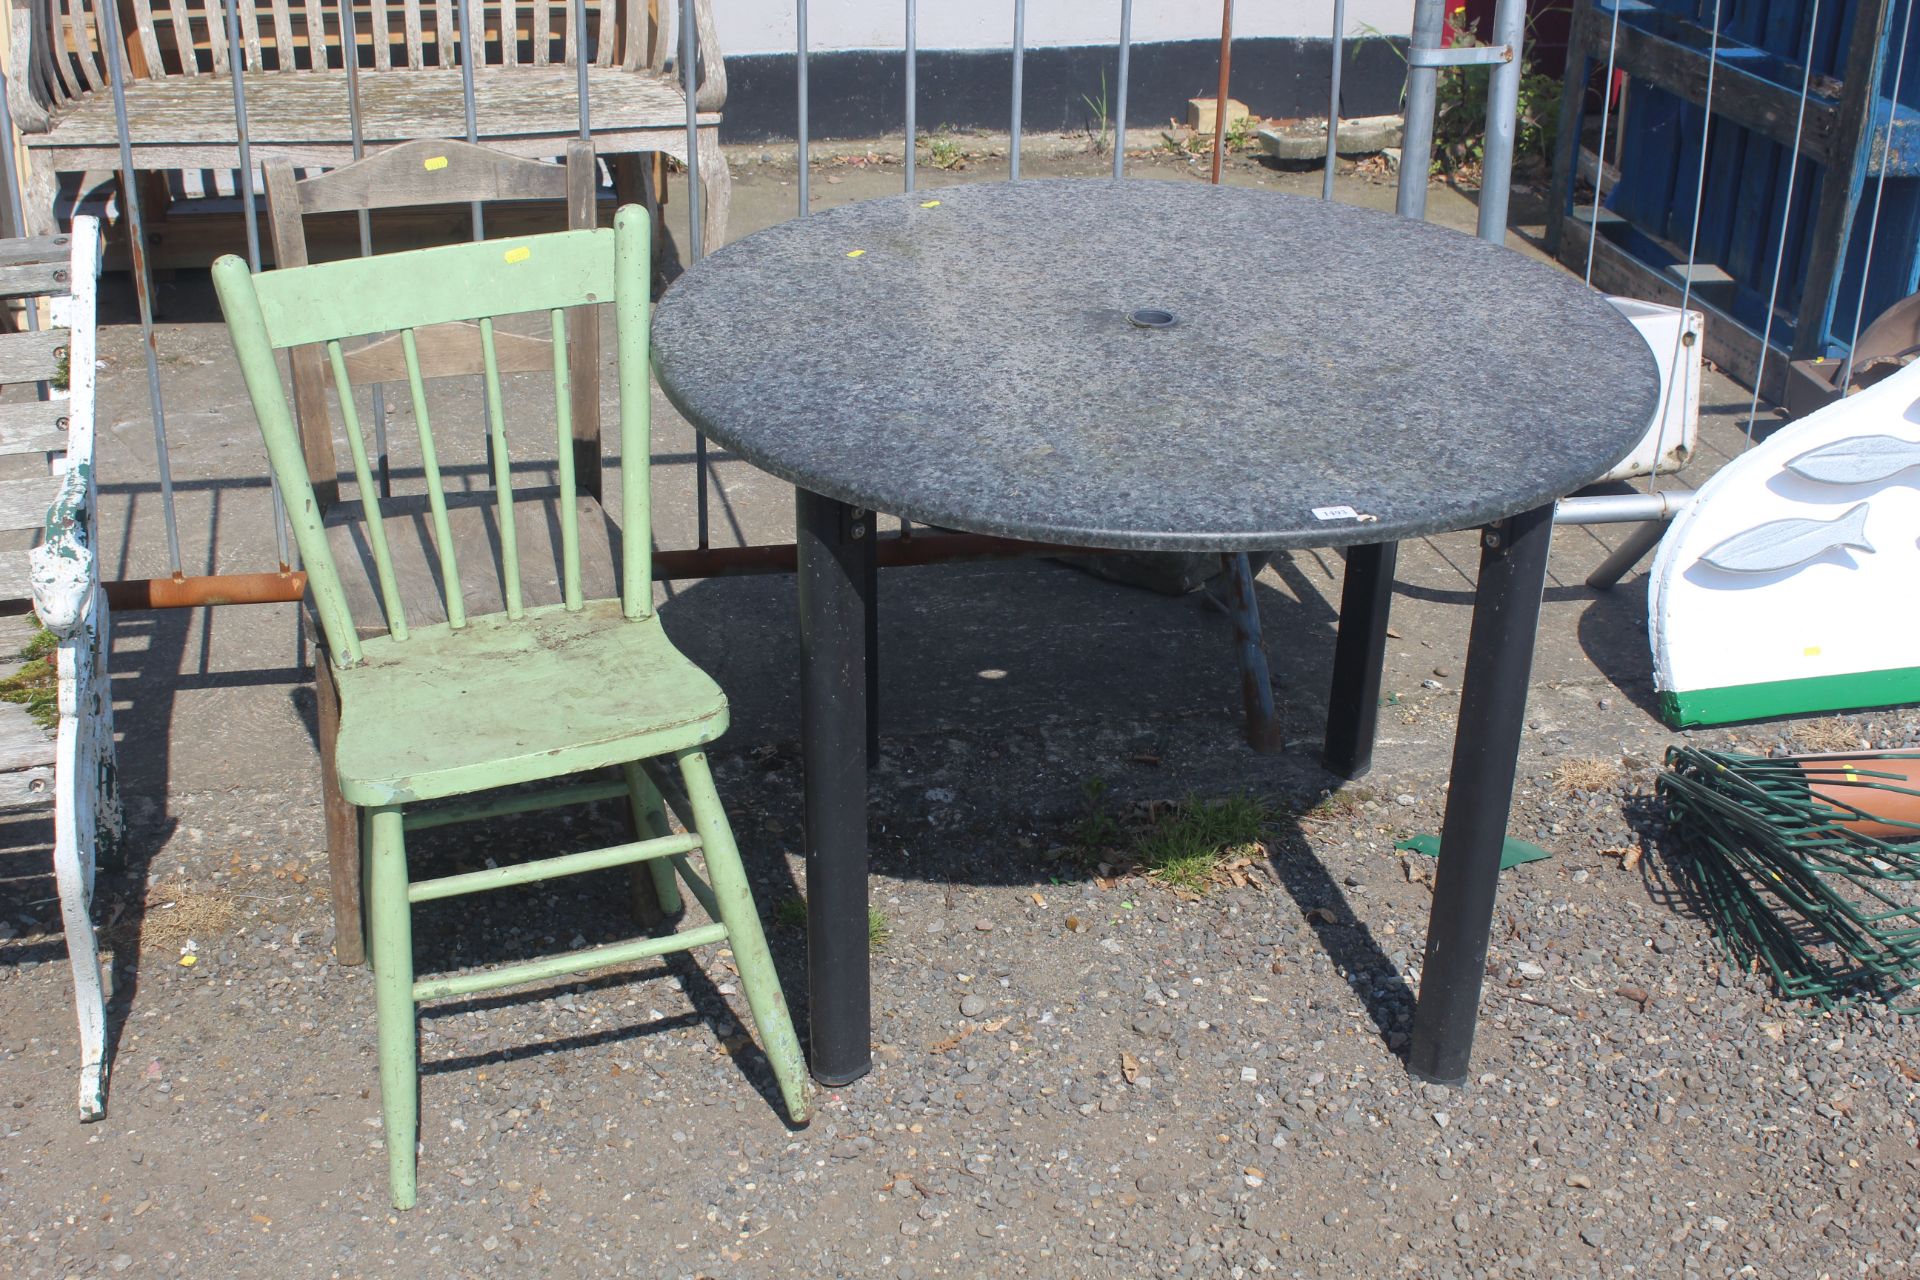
27;0;666;92
212;205;654;668
265;137;602;509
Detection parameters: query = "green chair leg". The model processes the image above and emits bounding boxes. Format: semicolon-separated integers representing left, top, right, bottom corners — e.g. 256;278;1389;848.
675;749;812;1126
358;808;374;972
367;805;419;1210
623;761;683;918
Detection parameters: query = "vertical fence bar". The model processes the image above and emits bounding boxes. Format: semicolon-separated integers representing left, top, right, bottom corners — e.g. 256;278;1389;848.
796;0;809;216
1209;0;1233;185
223;0;293;571
98;0;183;576
1322;0;1346;199
1112;0;1131;179
1397;0;1447;220
341;0;391;496
457;0;484;238
575;0;590;138
1476;0;1525;244
1009;0;1025;179
903;0;916;191
682;0;707;546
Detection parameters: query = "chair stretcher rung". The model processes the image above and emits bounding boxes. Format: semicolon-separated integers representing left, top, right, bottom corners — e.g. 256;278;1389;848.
403;778;633;831
412;921;730;1002
407;831;702;903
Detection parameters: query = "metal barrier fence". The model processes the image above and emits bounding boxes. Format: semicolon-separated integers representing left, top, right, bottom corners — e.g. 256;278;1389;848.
9;0;1895;610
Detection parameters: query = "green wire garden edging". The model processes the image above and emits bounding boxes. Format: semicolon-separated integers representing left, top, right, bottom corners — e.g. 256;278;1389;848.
1658;746;1920;1013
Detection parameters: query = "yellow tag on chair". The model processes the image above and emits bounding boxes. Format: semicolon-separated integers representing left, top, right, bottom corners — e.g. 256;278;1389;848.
424;155;449;171
504;246;532;264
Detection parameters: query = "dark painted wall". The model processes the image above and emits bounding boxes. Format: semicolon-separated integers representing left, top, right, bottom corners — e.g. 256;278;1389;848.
717;37;1411;143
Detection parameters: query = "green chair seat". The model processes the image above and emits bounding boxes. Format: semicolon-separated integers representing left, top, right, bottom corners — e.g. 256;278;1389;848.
334;600;727;806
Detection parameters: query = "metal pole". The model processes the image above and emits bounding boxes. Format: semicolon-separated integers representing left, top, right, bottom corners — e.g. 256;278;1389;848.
98;0;182;576
1409;504;1556;1086
796;0;809;215
575;0;591;139
1221;552;1280;752
341;0;390;497
457;0;483;238
1397;0;1448;220
904;0;916;191
1210;0;1233;185
1010;0;1025;179
1322;0;1346;199
224;0;293;572
682;0;708;546
1476;0;1526;244
1112;0;1132;179
796;489;873;1086
1584;518;1668;591
1553;490;1691;525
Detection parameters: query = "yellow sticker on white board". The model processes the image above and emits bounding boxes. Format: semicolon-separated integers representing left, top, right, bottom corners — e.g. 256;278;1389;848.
424;155;449;171
504;246;532;264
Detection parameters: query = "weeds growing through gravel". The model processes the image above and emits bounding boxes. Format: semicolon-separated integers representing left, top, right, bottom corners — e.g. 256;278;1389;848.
1134;793;1272;892
0;627;60;730
1795;716;1867;753
1065;784;1275;894
774;896;891;950
1552;757;1622;794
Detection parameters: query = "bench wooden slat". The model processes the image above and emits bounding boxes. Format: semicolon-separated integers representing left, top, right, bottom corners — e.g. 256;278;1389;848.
0;259;70;300
37;66;707;149
129;0;165;77
0;235;73;269
204;0;228;70
0;474;62;534
0;706;56;773
0;400;73;456
0;330;69;385
0;765;57;812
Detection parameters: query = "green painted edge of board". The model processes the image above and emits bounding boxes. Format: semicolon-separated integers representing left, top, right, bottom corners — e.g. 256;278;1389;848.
1659;667;1920;729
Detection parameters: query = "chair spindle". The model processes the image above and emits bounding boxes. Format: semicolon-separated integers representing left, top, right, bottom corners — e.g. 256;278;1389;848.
400;327;467;628
328;338;410;641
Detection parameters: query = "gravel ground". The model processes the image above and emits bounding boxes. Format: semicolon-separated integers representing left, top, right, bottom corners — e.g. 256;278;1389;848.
3;147;1919;1278
6;701;1920;1279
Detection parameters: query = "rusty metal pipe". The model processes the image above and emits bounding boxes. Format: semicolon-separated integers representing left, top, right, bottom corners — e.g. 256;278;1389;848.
1210;0;1234;185
104;571;307;610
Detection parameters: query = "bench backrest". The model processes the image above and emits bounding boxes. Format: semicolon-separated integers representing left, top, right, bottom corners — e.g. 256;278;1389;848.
24;0;676;98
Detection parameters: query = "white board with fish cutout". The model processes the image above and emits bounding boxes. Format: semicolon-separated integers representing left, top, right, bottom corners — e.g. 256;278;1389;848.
1650;359;1920;726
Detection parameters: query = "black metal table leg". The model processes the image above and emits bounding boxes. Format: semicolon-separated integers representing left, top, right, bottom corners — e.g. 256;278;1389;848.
1324;541;1398;778
796;489;875;1087
864;530;880;767
1409;505;1556;1086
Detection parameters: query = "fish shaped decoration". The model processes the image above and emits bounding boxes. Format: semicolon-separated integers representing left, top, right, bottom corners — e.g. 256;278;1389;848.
1785;435;1920;486
1697;501;1875;575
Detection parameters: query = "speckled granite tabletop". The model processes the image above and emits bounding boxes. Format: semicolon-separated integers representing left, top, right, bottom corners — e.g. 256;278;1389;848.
651;179;1660;551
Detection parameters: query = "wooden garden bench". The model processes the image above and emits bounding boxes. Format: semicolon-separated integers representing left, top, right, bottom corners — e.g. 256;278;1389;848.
0;218;124;1119
5;0;728;249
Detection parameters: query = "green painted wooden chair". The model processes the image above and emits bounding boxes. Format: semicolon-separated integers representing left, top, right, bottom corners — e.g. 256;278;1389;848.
210;206;809;1210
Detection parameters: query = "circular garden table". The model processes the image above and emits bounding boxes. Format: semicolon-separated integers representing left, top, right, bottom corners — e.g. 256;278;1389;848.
653;178;1658;1087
